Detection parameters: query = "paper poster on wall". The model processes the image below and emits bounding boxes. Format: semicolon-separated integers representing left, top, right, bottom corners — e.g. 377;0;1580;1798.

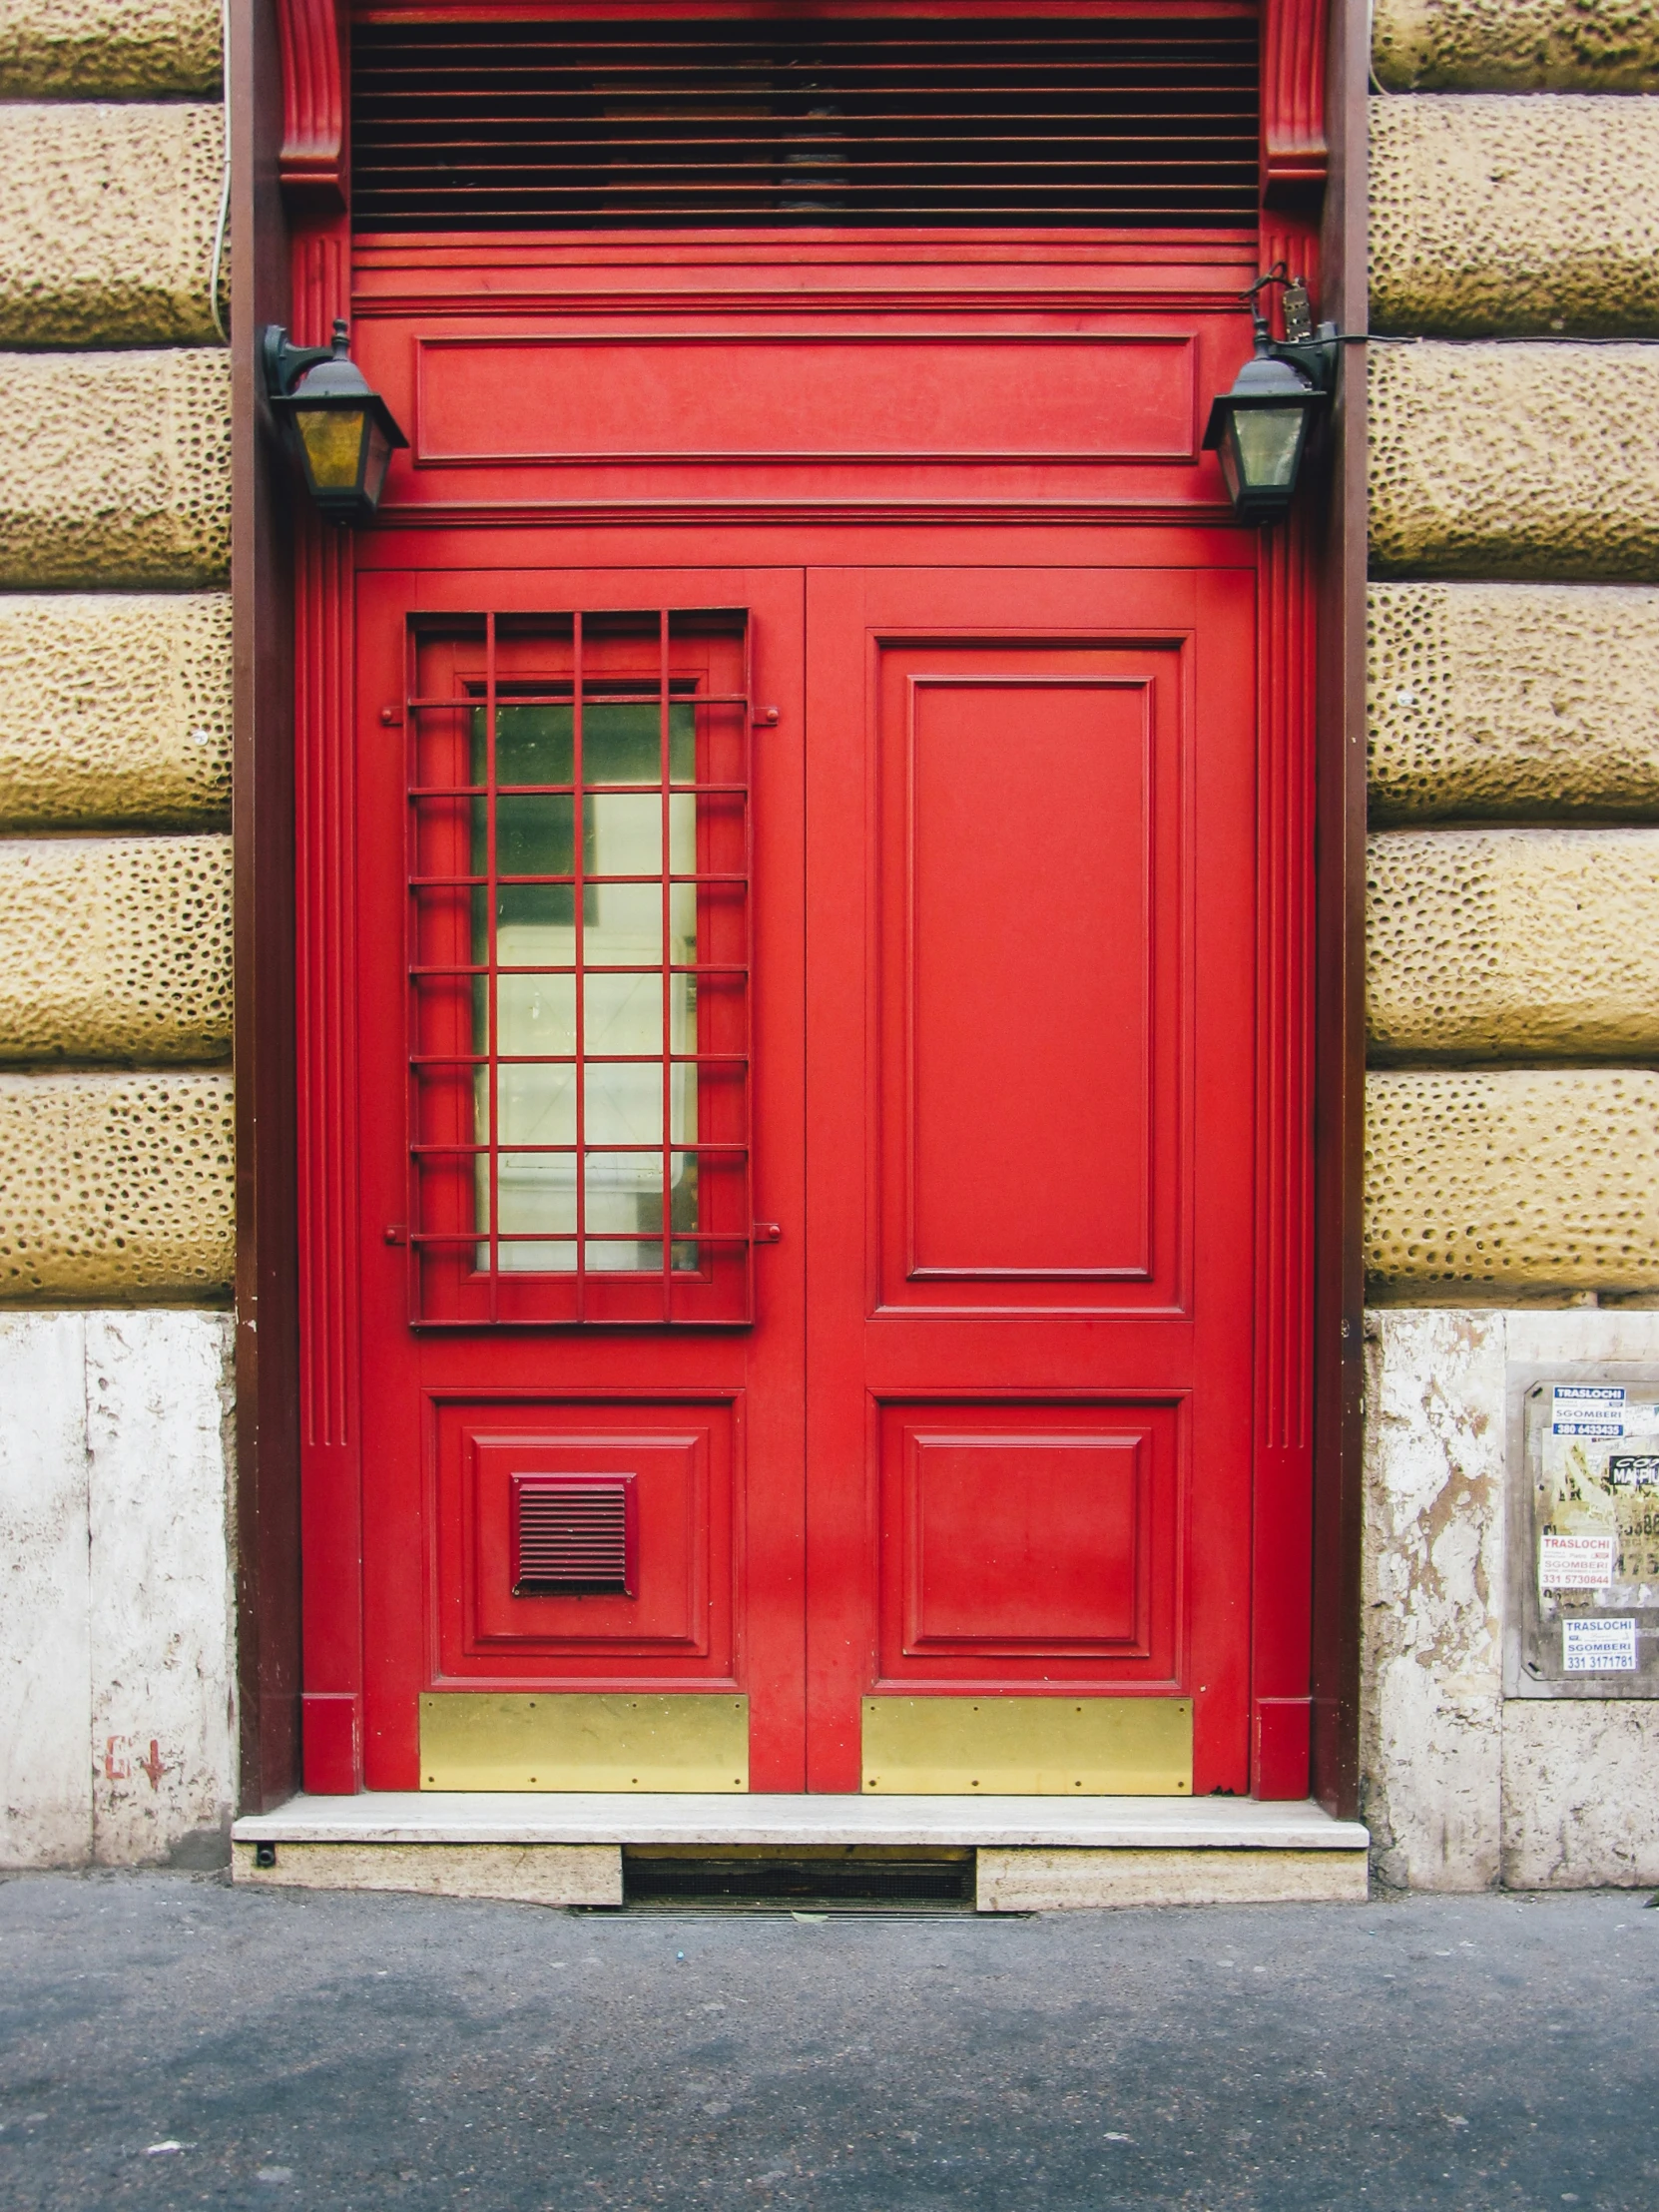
1551;1385;1659;1437
1538;1532;1617;1590
1562;1616;1638;1673
1518;1375;1659;1696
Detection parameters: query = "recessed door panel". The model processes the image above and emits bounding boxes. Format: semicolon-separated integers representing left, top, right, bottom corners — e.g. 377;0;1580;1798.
881;1401;1179;1668
893;652;1171;1290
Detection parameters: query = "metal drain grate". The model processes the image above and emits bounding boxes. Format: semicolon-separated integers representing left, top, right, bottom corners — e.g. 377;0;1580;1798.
623;1848;976;1911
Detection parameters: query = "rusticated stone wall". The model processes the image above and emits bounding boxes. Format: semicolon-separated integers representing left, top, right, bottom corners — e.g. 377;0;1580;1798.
1363;1;1659;1898
0;0;233;1871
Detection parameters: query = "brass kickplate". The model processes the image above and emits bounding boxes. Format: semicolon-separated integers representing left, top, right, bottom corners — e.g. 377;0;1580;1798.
420;1692;749;1792
861;1695;1192;1796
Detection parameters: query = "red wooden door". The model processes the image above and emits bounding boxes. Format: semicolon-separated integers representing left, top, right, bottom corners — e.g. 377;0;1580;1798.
803;567;1257;1798
352;564;811;1790
343;552;1256;1795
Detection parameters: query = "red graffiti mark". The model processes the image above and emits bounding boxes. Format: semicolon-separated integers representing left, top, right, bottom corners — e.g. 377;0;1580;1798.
103;1737;130;1783
138;1740;167;1791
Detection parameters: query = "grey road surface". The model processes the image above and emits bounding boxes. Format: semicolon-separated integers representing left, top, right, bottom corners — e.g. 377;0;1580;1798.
1;1875;1655;2210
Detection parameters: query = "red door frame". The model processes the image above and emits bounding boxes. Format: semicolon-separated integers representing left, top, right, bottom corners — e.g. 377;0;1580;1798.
257;0;1338;1804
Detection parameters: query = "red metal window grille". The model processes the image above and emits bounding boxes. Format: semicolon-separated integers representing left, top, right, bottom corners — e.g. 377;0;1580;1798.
405;609;753;1326
510;1473;637;1595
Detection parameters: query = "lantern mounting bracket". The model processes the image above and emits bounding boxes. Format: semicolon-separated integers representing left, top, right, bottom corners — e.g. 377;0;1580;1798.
261;319;348;403
1243;265;1341;395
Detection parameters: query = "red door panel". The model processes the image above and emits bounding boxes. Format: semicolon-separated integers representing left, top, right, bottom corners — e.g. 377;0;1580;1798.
803;565;1256;1797
877;634;1185;1311
352;565;808;1792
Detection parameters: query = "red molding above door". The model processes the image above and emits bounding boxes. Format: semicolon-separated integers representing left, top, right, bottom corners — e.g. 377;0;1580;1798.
1262;0;1329;205
276;0;346;210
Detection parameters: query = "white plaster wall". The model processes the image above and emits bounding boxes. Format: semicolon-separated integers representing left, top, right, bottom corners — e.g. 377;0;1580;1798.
1362;1310;1506;1890
1365;1307;1659;1893
0;1313;91;1864
0;1308;234;1868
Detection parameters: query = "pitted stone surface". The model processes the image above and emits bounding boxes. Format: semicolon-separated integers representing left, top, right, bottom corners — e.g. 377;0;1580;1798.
0;350;229;588
1371;95;1659;337
1370;341;1659;580
1369;582;1659;819
0;594;230;830
0;0;220;94
1366;1068;1659;1295
1368;827;1659;1059
0;1070;232;1298
1374;0;1659;90
0;105;224;347
0;834;231;1065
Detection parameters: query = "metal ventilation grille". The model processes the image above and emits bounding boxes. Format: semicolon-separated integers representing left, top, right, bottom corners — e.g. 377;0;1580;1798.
511;1475;634;1595
350;18;1259;233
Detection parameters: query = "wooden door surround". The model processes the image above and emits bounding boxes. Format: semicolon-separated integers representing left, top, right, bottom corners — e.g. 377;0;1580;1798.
279;0;1327;1801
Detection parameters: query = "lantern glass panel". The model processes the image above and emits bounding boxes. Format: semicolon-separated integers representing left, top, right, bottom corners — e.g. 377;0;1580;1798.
296;406;368;492
361;419;393;507
1231;404;1306;491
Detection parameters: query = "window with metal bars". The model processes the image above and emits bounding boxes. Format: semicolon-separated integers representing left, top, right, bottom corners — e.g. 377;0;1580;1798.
351;16;1259;232
406;610;753;1326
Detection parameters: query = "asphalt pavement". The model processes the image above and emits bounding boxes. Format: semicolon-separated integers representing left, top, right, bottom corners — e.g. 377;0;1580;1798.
2;1872;1656;2210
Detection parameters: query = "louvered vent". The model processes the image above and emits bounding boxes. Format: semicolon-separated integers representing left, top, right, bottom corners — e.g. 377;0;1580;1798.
351;18;1258;233
511;1474;635;1595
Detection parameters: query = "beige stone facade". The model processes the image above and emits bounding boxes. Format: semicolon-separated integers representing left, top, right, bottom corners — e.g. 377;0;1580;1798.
1;0;1656;1880
1363;0;1659;1892
0;0;233;1870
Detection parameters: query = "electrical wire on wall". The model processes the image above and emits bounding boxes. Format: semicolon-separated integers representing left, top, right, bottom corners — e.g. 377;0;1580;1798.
209;0;231;342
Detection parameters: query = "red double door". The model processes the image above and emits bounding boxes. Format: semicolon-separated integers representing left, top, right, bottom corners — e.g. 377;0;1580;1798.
350;552;1259;1796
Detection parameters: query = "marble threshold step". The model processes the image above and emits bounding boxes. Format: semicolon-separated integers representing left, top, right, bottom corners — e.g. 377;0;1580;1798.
232;1795;1371;1913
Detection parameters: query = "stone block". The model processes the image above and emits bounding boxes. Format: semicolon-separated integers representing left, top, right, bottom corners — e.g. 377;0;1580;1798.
1361;1310;1506;1892
87;1311;234;1865
1368;828;1659;1059
232;1841;625;1907
1374;0;1659;91
0;834;231;1063
1370;342;1659;581
1366;1068;1659;1297
0;593;231;830
0;0;220;94
1501;1701;1659;1886
974;1847;1369;1912
0;1312;90;1868
0;1071;234;1298
0;349;230;588
1369;582;1659;820
1372;94;1659;337
0;104;223;346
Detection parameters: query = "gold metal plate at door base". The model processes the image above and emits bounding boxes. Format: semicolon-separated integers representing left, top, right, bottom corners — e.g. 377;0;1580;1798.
419;1693;749;1792
860;1696;1193;1796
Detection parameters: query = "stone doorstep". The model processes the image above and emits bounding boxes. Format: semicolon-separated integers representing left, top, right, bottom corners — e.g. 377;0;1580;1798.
231;1796;1371;1913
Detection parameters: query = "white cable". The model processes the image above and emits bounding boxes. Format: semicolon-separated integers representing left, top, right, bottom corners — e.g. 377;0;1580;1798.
209;0;232;343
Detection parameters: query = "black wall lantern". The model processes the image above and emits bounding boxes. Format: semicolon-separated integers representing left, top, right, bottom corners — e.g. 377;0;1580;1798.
262;319;408;526
1203;270;1339;527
